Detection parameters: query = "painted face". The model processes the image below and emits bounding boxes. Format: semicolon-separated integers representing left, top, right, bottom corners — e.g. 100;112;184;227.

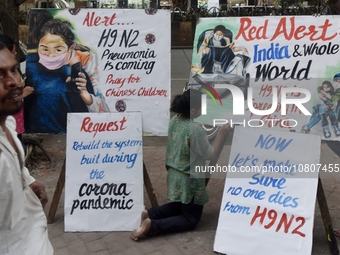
0;48;23;118
214;30;224;41
38;33;70;70
38;33;69;57
323;84;331;92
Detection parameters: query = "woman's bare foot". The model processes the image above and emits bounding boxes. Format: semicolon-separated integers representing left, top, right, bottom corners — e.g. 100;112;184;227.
130;218;151;241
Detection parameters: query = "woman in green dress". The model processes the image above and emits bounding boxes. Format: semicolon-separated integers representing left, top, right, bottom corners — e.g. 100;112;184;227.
131;89;230;241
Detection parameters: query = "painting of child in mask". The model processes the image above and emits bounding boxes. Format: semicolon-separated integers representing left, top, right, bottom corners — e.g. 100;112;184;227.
25;12;110;134
301;80;340;138
192;25;250;76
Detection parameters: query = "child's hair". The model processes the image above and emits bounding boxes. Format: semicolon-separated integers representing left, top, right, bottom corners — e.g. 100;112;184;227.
27;9;53;49
322;80;334;94
0;34;15;52
39;19;75;48
170;89;202;116
39;19;90;52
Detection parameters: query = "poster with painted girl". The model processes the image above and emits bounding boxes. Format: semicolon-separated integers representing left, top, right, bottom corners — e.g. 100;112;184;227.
25;9;170;135
189;16;340;141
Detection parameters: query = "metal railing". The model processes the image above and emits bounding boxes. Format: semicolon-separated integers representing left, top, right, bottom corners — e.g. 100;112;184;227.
170;3;339;19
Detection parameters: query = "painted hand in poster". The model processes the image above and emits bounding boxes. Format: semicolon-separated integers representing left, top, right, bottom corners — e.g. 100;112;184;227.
25;10;110;133
301;76;340;139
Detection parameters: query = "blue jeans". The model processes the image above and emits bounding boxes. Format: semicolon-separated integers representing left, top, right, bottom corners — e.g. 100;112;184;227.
201;47;235;74
148;200;204;235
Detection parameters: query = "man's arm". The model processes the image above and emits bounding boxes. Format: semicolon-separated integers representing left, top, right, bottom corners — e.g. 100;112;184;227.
29;181;48;208
22;167;48;208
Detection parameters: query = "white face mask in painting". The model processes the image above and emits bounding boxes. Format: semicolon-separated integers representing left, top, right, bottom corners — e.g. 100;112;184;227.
214;34;223;41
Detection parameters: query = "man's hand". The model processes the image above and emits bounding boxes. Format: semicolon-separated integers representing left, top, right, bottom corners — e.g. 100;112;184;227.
29;181;48;208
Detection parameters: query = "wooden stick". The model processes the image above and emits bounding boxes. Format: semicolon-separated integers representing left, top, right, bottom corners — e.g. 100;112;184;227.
47;159;159;223
317;178;339;255
47;159;65;224
143;161;159;207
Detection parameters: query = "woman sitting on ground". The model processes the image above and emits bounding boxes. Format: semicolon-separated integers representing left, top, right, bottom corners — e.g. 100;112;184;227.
130;89;230;241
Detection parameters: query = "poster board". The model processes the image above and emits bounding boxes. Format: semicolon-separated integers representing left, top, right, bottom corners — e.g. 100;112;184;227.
64;112;144;231
190;16;340;140
213;126;321;255
25;9;170;135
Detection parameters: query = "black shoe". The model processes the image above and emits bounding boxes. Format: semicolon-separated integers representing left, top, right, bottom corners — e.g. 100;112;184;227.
323;126;331;138
301;125;310;134
333;126;340;137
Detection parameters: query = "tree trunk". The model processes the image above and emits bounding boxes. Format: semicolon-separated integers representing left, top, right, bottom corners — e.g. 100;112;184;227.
0;0;20;61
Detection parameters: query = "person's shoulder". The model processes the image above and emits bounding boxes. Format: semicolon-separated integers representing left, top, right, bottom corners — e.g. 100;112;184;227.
169;115;190;127
169;114;179;125
223;36;230;42
74;50;92;65
169;115;193;128
74;50;91;59
190;121;206;135
5;116;16;131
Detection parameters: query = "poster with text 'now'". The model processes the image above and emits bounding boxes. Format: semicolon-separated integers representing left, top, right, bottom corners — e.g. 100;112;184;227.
64;112;143;231
214;127;320;255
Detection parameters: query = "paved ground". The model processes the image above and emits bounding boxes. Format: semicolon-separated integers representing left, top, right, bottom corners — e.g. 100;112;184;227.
28;49;340;255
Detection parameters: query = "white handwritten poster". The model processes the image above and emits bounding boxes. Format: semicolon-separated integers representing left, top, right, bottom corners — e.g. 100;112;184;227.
214;127;320;255
25;9;170;135
190;16;340;140
64;112;144;231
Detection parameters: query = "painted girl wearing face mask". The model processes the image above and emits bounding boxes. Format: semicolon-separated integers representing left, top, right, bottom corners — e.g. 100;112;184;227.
38;19;109;112
197;25;250;75
302;80;340;138
25;19;110;133
317;81;340;138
